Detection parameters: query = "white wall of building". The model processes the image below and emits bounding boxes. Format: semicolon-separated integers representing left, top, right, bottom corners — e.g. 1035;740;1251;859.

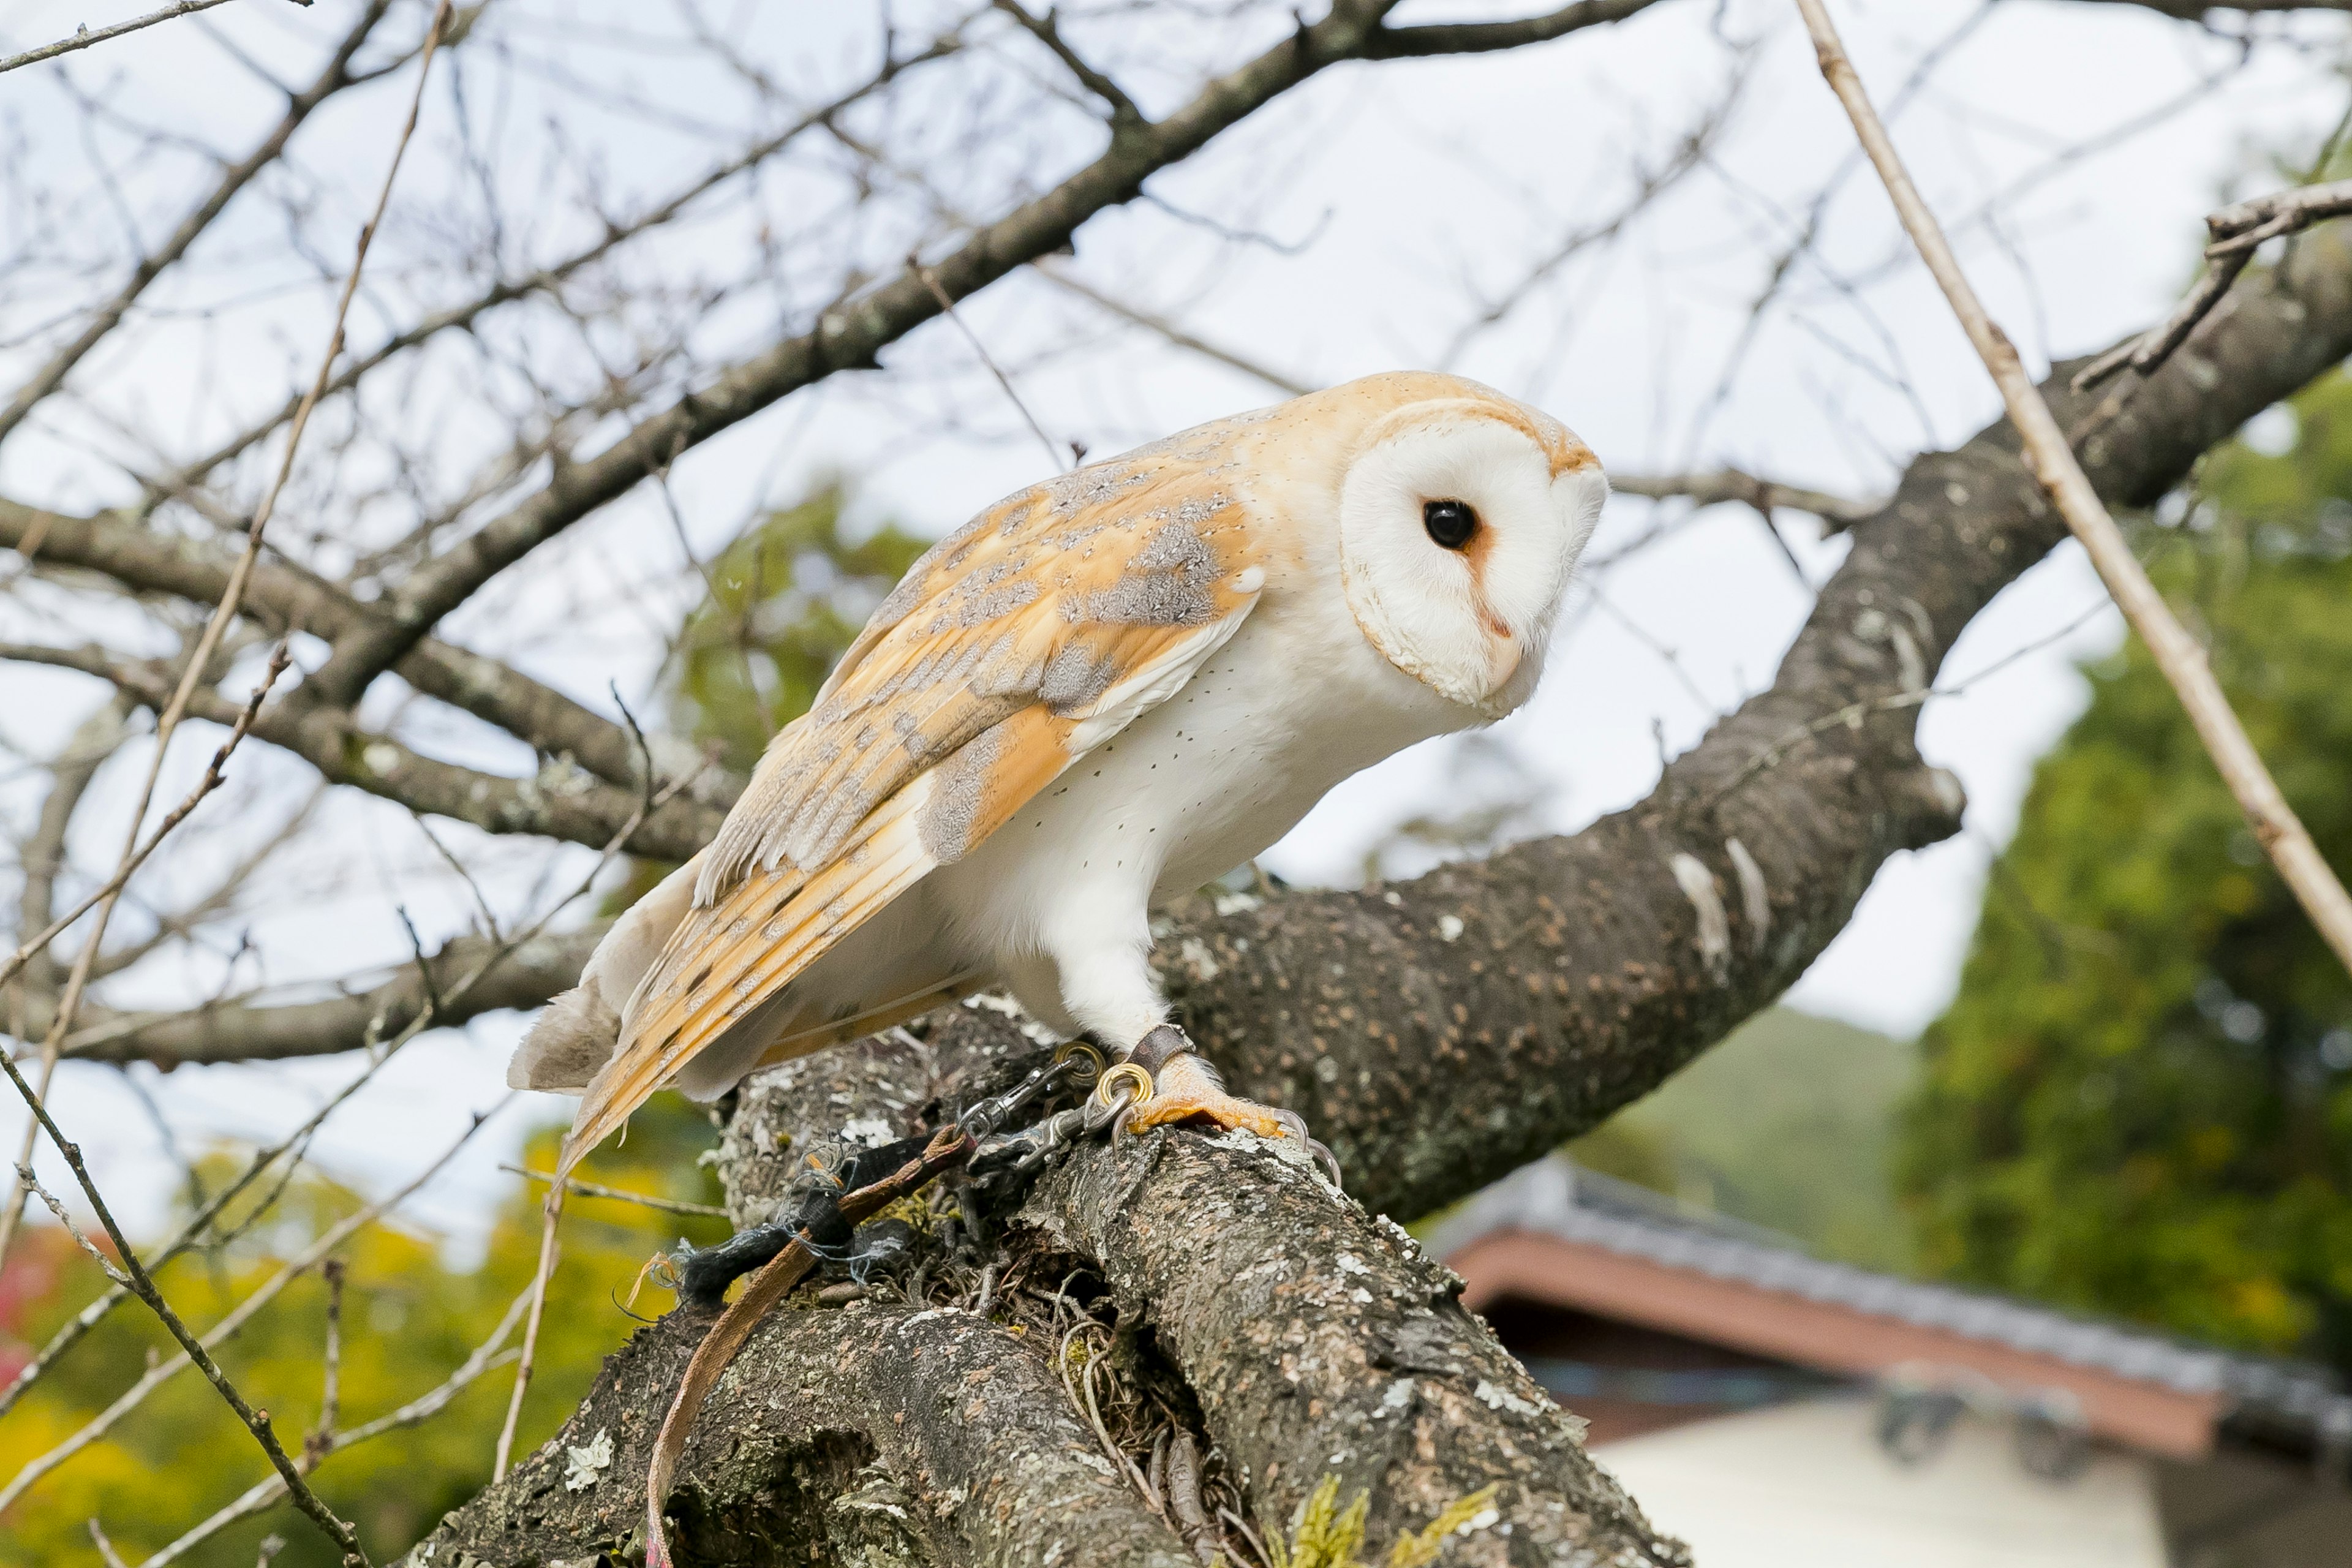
1592;1396;2166;1568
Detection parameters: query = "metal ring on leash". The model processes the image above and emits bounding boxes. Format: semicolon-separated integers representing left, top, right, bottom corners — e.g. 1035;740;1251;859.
1054;1038;1107;1088
1094;1061;1153;1110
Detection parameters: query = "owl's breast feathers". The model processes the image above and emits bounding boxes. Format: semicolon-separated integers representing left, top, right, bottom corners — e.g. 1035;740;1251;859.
558;449;1271;1170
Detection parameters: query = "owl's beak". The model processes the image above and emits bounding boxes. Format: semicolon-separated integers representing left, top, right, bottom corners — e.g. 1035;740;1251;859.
1485;631;1524;695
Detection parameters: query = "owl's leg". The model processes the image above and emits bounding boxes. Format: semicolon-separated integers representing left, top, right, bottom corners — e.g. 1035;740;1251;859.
1114;1023;1286;1139
1038;900;1333;1174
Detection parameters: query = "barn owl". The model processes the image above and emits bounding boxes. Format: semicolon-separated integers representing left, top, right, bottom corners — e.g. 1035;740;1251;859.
513;371;1607;1175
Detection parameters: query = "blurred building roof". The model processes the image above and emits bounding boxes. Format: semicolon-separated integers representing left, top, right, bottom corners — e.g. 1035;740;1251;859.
1427;1156;2352;1464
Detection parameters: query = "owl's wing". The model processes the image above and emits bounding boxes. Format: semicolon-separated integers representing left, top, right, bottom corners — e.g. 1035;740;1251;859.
560;456;1265;1173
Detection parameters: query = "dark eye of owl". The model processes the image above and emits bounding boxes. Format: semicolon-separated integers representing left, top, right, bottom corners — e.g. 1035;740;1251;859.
1423;499;1478;551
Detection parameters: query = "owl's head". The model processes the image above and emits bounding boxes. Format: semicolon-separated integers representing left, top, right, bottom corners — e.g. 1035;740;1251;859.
1332;377;1606;717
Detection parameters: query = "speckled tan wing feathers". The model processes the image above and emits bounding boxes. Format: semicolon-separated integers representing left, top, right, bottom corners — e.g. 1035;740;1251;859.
560;455;1265;1172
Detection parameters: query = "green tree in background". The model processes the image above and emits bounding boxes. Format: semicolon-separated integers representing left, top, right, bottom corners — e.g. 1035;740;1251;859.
0;485;925;1565
1904;371;2352;1371
0;1104;725;1567
669;482;929;777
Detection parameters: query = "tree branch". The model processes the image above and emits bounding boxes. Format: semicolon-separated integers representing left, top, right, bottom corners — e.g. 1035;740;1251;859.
1796;0;2352;973
0;0;396;445
0;499;666;791
1163;221;2352;1224
420;1011;1684;1567
56;923;605;1066
2074;1;2352;16
0;0;249;77
0;630;723;858
1610;468;1883;530
296;0;1667;709
1364;0;1663;58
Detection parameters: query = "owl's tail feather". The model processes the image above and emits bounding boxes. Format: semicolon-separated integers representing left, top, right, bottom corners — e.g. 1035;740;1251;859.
505;852;706;1094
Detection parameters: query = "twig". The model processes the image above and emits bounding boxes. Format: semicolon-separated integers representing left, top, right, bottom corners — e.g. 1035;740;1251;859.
993;1;1142;123
2075;178;2352;391
501;1164;729;1218
0;1104;507;1528
0;0;249;79
913;259;1074;471
2;723;698;1463
0;642;292;1267
1610;469;1882;531
1793;0;2352;979
140;1286;537;1568
14;1164;128;1284
0;0;450;1272
492;1182;564;1477
1029;258;1312;396
0;1045;377;1565
307;1260;347;1469
88;1519;130;1568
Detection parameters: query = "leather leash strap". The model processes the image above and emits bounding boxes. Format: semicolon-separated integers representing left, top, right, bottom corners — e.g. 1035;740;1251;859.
644;1125;974;1567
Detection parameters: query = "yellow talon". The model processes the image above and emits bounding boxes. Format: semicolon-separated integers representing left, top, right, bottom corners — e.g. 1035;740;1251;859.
1118;1052;1289;1140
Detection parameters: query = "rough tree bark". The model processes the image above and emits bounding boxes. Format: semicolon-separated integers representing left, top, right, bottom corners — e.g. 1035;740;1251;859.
401;230;2352;1567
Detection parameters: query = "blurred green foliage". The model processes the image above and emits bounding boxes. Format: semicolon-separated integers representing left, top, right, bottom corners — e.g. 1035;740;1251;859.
670;482;929;777
1571;1008;1919;1273
1903;372;2352;1370
0;484;925;1565
0;1107;725;1568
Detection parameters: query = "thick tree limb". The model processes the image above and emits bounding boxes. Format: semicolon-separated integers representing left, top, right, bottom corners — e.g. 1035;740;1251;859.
421;1009;1684;1567
424;1293;1199;1566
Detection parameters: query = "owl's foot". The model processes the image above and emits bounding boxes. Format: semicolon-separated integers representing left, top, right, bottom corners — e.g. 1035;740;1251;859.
1107;1027;1342;1187
1119;1049;1287;1137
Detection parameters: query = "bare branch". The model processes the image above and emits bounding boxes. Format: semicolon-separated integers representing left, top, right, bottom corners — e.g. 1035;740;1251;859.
1796;0;2352;976
993;1;1145;124
0;0;249;80
58;923;603;1066
502;1163;729;1218
0;639;722;859
0;0;396;444
2075;1;2352;16
0;1041;384;1564
140;1286;535;1568
163;32;964;492
293;0;1665;710
1031;260;1314;396
0;1099;505;1525
1364;0;1662;58
1610;469;1883;530
2075;177;2352;390
0;500;669;791
12;697;134;995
